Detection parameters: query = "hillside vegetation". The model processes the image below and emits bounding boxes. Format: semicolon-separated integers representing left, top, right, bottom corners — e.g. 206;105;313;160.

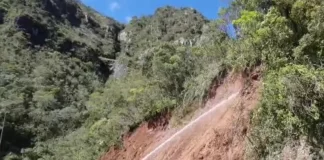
0;0;324;159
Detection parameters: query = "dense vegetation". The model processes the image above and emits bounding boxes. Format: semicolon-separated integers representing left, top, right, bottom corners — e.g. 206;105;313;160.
227;0;324;159
0;0;123;159
0;0;228;159
1;0;324;159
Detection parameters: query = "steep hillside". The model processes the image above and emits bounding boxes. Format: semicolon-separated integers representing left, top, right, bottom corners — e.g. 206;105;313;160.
0;0;123;78
81;6;230;160
0;1;228;159
117;6;227;70
102;73;261;160
120;6;207;52
0;0;123;159
2;0;324;159
102;0;324;159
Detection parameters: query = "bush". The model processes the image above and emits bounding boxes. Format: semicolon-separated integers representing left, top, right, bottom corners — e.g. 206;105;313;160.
248;64;324;159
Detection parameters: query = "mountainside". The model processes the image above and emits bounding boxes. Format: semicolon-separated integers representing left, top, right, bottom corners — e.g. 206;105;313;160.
1;0;123;77
0;0;225;159
117;6;227;72
2;0;324;159
102;73;261;160
0;0;123;158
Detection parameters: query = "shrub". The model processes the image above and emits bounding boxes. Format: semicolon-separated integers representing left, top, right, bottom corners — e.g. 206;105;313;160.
248;64;324;159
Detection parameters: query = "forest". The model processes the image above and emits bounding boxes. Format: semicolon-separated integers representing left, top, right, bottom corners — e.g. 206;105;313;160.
1;0;324;159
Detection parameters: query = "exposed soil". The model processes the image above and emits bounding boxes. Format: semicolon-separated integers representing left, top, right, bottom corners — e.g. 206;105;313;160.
102;72;261;160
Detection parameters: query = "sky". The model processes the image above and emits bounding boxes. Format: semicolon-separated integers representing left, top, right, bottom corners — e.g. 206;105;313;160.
81;0;232;23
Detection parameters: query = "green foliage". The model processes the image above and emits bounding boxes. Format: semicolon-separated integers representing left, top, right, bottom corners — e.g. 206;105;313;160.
119;6;208;65
5;0;324;159
35;72;177;160
87;72;175;124
0;0;123;158
248;65;324;159
0;50;102;157
0;1;233;158
292;0;324;65
230;0;324;158
151;44;192;96
182;44;227;106
229;7;294;70
233;10;262;34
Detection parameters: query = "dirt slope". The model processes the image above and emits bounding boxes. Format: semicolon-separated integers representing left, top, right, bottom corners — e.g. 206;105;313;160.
102;73;261;160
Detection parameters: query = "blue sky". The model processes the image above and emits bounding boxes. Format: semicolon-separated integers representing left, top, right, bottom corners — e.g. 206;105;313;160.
81;0;232;23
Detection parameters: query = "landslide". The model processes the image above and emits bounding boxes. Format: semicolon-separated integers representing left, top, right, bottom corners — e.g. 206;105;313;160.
102;72;261;160
0;1;227;159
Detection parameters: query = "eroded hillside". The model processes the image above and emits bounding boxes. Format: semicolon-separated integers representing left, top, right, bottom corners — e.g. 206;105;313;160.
102;73;261;160
2;0;324;159
0;0;228;159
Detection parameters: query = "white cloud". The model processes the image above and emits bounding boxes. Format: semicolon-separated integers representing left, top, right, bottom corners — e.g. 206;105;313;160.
109;2;120;12
125;16;132;23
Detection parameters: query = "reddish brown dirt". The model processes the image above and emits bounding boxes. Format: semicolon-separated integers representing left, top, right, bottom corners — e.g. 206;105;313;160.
103;113;175;160
102;72;261;160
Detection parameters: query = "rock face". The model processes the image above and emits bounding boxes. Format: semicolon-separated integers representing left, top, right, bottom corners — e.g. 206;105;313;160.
118;30;130;43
